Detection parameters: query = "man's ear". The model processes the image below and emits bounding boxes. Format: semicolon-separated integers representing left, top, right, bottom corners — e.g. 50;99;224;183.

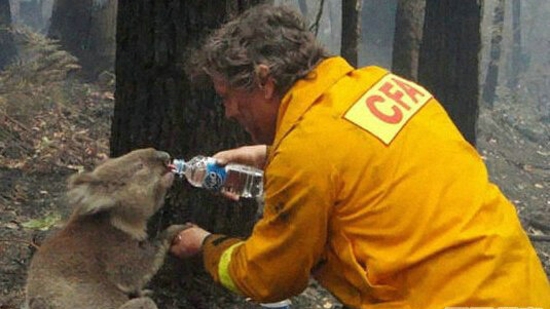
256;64;275;99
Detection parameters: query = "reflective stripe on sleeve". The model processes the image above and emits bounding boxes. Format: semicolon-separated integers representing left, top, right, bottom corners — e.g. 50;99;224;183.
218;242;244;294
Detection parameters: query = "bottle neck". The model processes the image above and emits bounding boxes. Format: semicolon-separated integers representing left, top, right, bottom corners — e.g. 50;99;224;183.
172;159;187;176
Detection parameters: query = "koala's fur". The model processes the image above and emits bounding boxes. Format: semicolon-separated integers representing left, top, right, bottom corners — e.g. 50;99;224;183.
25;148;186;309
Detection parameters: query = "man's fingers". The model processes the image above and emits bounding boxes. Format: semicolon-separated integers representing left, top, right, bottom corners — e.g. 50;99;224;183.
221;190;240;201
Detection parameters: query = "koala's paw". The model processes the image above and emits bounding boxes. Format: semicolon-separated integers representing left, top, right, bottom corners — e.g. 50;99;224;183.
161;223;193;244
128;289;153;298
118;297;158;309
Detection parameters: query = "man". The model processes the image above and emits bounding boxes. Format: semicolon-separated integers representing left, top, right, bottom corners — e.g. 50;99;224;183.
170;4;550;308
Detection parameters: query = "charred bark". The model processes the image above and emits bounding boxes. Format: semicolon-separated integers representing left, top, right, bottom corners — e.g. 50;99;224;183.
391;0;425;80
418;0;481;147
48;0;117;80
341;0;362;67
113;1;262;305
481;0;504;108
508;0;522;90
0;0;17;70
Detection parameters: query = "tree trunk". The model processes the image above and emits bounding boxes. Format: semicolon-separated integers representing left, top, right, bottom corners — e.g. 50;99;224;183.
10;0;20;23
48;0;92;70
391;0;425;80
298;0;308;16
508;0;521;90
327;0;341;54
87;0;117;78
418;0;481;147
481;0;504;108
341;0;362;67
113;1;261;306
48;0;117;80
309;0;325;37
0;0;17;70
18;0;43;31
360;0;398;68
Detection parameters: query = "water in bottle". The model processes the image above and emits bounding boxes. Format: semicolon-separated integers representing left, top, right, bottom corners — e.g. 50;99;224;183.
171;156;263;199
223;163;263;198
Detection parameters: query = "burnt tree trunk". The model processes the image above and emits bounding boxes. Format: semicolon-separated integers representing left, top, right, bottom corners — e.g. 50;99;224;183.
113;0;263;235
48;0;92;72
298;0;308;16
481;0;504;108
113;1;262;305
87;0;117;78
48;0;117;80
418;0;481;147
341;0;362;67
391;0;425;80
18;0;43;31
360;0;398;67
508;0;522;90
0;0;17;70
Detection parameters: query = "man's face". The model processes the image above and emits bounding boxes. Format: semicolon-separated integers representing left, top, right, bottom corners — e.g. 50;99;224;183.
212;76;279;144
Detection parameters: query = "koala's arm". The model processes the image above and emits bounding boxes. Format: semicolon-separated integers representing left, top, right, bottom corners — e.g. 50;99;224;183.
106;224;191;296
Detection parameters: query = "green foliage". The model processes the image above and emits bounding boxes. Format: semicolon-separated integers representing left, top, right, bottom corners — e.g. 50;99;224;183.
20;212;62;231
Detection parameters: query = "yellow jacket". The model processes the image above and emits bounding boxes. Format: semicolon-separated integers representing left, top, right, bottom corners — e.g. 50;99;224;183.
203;57;550;308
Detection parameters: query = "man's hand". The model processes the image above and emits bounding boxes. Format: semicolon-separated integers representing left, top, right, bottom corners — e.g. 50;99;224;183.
213;145;267;201
213;145;268;169
170;224;211;258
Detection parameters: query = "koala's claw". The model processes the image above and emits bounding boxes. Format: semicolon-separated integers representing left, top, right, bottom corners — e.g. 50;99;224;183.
139;289;153;297
118;297;158;309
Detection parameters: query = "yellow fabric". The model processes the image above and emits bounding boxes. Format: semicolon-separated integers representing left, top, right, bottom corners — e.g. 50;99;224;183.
203;57;550;307
218;242;243;293
343;73;433;144
202;234;242;282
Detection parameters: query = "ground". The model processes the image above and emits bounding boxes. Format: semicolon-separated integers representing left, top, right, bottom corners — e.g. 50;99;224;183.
1;65;549;308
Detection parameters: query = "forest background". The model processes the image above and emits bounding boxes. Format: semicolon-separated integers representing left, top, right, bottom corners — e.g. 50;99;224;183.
0;0;549;308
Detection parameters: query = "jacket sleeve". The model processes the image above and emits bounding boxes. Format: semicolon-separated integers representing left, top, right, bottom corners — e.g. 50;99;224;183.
202;138;335;303
202;234;244;293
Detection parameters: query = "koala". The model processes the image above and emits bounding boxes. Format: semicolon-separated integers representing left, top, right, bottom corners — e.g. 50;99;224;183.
25;148;187;309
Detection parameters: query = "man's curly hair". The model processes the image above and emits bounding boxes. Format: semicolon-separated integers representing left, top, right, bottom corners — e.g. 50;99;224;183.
187;4;330;97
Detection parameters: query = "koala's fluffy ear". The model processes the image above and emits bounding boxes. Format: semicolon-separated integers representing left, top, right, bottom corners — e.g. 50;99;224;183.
67;171;98;189
67;172;116;216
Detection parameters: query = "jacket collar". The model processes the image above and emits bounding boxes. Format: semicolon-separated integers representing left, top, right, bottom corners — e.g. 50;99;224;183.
271;57;354;153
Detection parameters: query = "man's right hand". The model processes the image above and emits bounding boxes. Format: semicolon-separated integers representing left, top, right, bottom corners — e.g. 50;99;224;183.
213;145;268;201
213;145;268;169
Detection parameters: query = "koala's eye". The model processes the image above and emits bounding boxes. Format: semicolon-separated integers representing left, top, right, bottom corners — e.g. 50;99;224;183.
135;162;145;170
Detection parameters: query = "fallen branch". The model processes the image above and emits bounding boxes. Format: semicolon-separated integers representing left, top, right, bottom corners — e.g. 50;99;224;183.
529;219;550;233
1;111;31;132
528;234;550;242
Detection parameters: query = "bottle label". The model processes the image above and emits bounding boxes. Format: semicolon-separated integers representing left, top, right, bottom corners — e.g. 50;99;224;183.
203;161;227;190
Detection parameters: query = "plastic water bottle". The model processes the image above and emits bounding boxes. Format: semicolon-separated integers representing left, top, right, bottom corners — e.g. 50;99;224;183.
171;156;263;199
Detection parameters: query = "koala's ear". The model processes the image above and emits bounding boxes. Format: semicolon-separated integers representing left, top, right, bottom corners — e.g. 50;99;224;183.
67;172;116;216
67;171;98;189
